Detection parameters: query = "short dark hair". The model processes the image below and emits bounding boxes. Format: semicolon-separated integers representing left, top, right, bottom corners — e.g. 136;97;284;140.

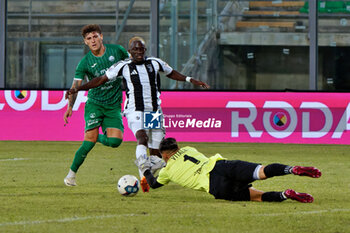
81;24;102;38
159;138;179;153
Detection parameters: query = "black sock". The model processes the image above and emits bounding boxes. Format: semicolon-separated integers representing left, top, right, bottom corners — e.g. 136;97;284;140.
264;163;292;178
261;192;286;202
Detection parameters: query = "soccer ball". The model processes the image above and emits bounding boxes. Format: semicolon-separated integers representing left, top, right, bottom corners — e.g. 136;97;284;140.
117;175;140;197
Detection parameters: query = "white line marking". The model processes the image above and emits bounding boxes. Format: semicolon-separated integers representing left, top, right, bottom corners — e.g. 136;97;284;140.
0;214;144;227
254;208;350;217
0;158;29;161
2;209;348;226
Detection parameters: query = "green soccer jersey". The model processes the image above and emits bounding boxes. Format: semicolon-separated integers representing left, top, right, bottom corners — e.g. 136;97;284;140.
157;146;225;193
74;44;129;106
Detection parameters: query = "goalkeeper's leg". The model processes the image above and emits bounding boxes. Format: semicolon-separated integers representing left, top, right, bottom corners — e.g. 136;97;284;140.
256;163;321;180
249;188;313;203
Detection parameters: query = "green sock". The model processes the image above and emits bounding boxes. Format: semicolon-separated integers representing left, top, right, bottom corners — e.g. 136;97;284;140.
108;137;122;148
70;141;95;172
97;134;109;146
97;134;122;148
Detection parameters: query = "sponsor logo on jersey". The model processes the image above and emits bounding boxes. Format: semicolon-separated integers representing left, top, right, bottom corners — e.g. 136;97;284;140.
143;110;162;129
100;85;113;90
87;119;99;126
90;113;96;118
91;63;97;68
109;56;115;62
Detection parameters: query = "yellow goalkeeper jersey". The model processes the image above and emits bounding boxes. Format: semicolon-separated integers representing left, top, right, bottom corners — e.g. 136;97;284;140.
157;146;225;193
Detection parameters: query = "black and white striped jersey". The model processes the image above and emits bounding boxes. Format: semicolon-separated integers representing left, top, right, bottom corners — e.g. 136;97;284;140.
105;57;173;112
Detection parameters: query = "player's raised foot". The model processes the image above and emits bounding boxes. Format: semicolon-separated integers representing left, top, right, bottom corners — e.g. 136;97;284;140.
64;176;77;186
140;176;150;192
150;155;166;175
284;189;313;203
292;166;322;178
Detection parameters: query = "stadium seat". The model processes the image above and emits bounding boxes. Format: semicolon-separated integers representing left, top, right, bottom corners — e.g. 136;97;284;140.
299;1;350;13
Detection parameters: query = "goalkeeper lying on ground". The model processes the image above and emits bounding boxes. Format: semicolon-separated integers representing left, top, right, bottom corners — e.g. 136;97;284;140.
135;137;322;203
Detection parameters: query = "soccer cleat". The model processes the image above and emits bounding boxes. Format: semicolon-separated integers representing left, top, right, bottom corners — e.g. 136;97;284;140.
140;176;150;193
292;166;322;178
150;155;166;175
64;176;77;186
284;189;314;203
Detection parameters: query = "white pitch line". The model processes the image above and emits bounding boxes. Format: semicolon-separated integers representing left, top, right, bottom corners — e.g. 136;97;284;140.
254;208;350;217
0;158;29;161
0;214;143;227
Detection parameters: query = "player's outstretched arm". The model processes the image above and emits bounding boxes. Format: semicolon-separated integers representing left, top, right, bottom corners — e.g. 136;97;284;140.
135;157;164;189
166;70;210;89
144;170;164;189
65;75;109;97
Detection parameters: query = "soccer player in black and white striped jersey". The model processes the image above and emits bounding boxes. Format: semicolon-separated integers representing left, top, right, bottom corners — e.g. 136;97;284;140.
66;36;209;191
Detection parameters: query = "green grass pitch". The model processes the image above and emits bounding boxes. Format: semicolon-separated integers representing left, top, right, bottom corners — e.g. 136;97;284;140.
0;141;349;233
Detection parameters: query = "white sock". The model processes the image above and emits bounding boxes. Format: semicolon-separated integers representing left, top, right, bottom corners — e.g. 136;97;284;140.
67;169;76;178
136;145;148;178
281;191;287;199
253;165;262;180
138;168;144;178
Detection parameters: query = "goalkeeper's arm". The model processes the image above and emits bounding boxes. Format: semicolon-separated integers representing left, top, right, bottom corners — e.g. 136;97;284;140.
143;170;163;189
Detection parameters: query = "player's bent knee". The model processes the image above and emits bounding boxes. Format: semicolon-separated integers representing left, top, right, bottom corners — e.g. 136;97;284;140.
109;138;123;148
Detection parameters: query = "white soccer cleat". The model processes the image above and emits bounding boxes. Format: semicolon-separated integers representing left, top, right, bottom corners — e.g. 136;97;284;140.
150;155;166;175
64;176;77;186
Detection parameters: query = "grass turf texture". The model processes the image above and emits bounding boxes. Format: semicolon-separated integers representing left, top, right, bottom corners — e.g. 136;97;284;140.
0;141;349;233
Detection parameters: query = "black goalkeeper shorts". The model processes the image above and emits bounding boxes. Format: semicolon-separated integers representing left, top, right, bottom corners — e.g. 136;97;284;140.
209;160;260;201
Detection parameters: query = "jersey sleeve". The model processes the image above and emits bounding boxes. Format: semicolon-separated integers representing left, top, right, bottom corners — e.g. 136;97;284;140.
105;61;125;80
74;58;87;80
150;57;173;75
144;170;164;189
156;168;170;185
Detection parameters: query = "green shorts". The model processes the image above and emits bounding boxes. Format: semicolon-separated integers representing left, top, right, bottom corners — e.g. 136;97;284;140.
84;101;124;133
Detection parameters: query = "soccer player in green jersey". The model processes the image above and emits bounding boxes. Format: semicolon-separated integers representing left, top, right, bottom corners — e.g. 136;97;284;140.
136;138;322;203
63;24;129;186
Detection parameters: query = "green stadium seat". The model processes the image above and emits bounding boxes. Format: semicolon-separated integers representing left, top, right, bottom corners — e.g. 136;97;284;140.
299;1;350;13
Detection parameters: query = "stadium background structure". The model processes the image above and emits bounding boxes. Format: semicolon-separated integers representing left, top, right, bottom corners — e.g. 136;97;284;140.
2;0;350;91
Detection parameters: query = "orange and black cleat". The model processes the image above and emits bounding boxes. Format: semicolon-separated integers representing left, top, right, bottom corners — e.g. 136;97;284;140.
140;176;150;192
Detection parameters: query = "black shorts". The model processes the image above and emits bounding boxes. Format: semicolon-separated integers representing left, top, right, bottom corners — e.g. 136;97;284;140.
209;160;260;201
